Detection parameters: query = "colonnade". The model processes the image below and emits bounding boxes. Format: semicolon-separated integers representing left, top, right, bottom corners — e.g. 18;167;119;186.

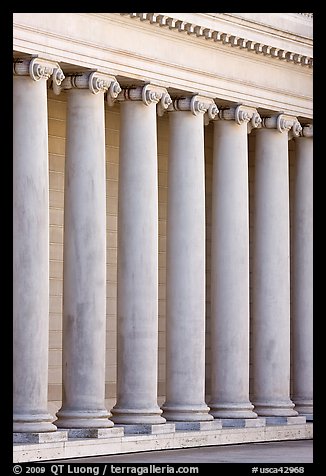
13;57;313;436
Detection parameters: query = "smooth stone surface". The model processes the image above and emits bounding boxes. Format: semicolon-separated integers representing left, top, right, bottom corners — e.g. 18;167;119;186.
163;109;211;422
112;98;164;425
265;416;306;425
13;431;68;444
13;424;313;463
221;418;266;428
55;88;112;429
252;126;297;417
291;132;313;418
174;420;222;431
116;423;175;435
67;428;124;439
209;116;256;420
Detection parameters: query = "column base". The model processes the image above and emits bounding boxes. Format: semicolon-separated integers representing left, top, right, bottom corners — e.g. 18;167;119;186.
114;423;175;435
221;418;266;428
292;399;313;417
304;414;313;422
67;427;124;438
55;408;114;429
111;407;166;425
265;416;306;425
13;412;57;433
209;401;257;419
253;400;298;417
174;420;222;431
13;430;68;444
161;403;213;422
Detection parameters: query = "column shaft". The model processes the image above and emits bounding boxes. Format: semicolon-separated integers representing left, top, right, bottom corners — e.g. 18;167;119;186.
209;118;256;418
13;73;56;432
291;131;313;417
162;109;212;421
252;125;297;416
111;98;165;424
56;87;111;428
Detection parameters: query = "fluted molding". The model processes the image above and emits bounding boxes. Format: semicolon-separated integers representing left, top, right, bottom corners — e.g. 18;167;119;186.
117;84;172;115
13;57;65;94
120;13;313;68
168;95;218;124
261;114;302;139
215;105;261;133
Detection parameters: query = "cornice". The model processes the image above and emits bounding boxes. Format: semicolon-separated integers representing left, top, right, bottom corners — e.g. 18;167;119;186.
120;13;313;68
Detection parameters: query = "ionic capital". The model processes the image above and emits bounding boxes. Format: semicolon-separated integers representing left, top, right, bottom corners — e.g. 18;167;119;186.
301;124;313;138
168;95;218;122
13;57;65;92
61;71;121;100
117;84;172;115
261;114;302;139
215;105;261;133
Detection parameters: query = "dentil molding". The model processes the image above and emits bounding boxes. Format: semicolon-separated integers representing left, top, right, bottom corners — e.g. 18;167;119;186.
120;13;313;68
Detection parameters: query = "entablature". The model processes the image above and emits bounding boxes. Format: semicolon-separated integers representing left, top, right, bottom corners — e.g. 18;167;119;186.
13;12;313;121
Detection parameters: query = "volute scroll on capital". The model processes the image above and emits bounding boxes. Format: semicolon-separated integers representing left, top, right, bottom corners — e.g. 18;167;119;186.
168;95;219;123
300;124;313;138
261;114;302;139
60;71;121;103
117;84;172;116
214;105;261;133
13;57;65;91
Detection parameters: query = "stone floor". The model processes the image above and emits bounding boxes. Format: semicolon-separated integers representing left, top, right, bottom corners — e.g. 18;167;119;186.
50;439;313;463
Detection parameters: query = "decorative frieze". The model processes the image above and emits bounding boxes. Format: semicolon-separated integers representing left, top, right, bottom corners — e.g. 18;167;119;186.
13;57;65;93
215;105;261;133
117;84;172;115
262;114;302;139
120;13;313;68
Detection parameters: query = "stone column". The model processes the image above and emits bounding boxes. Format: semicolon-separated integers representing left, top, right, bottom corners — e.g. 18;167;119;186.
13;58;64;434
252;114;302;421
111;85;172;428
55;72;121;432
209;106;261;425
161;96;218;427
291;124;313;420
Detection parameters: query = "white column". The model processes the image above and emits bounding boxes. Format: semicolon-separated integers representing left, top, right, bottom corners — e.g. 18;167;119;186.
209;106;261;420
111;85;171;425
252;114;302;418
13;58;64;432
291;124;313;419
55;72;120;429
161;96;217;422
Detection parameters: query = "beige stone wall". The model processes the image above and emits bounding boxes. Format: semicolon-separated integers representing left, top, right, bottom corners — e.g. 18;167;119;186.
204;123;213;399
48;90;65;415
47;90;296;415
